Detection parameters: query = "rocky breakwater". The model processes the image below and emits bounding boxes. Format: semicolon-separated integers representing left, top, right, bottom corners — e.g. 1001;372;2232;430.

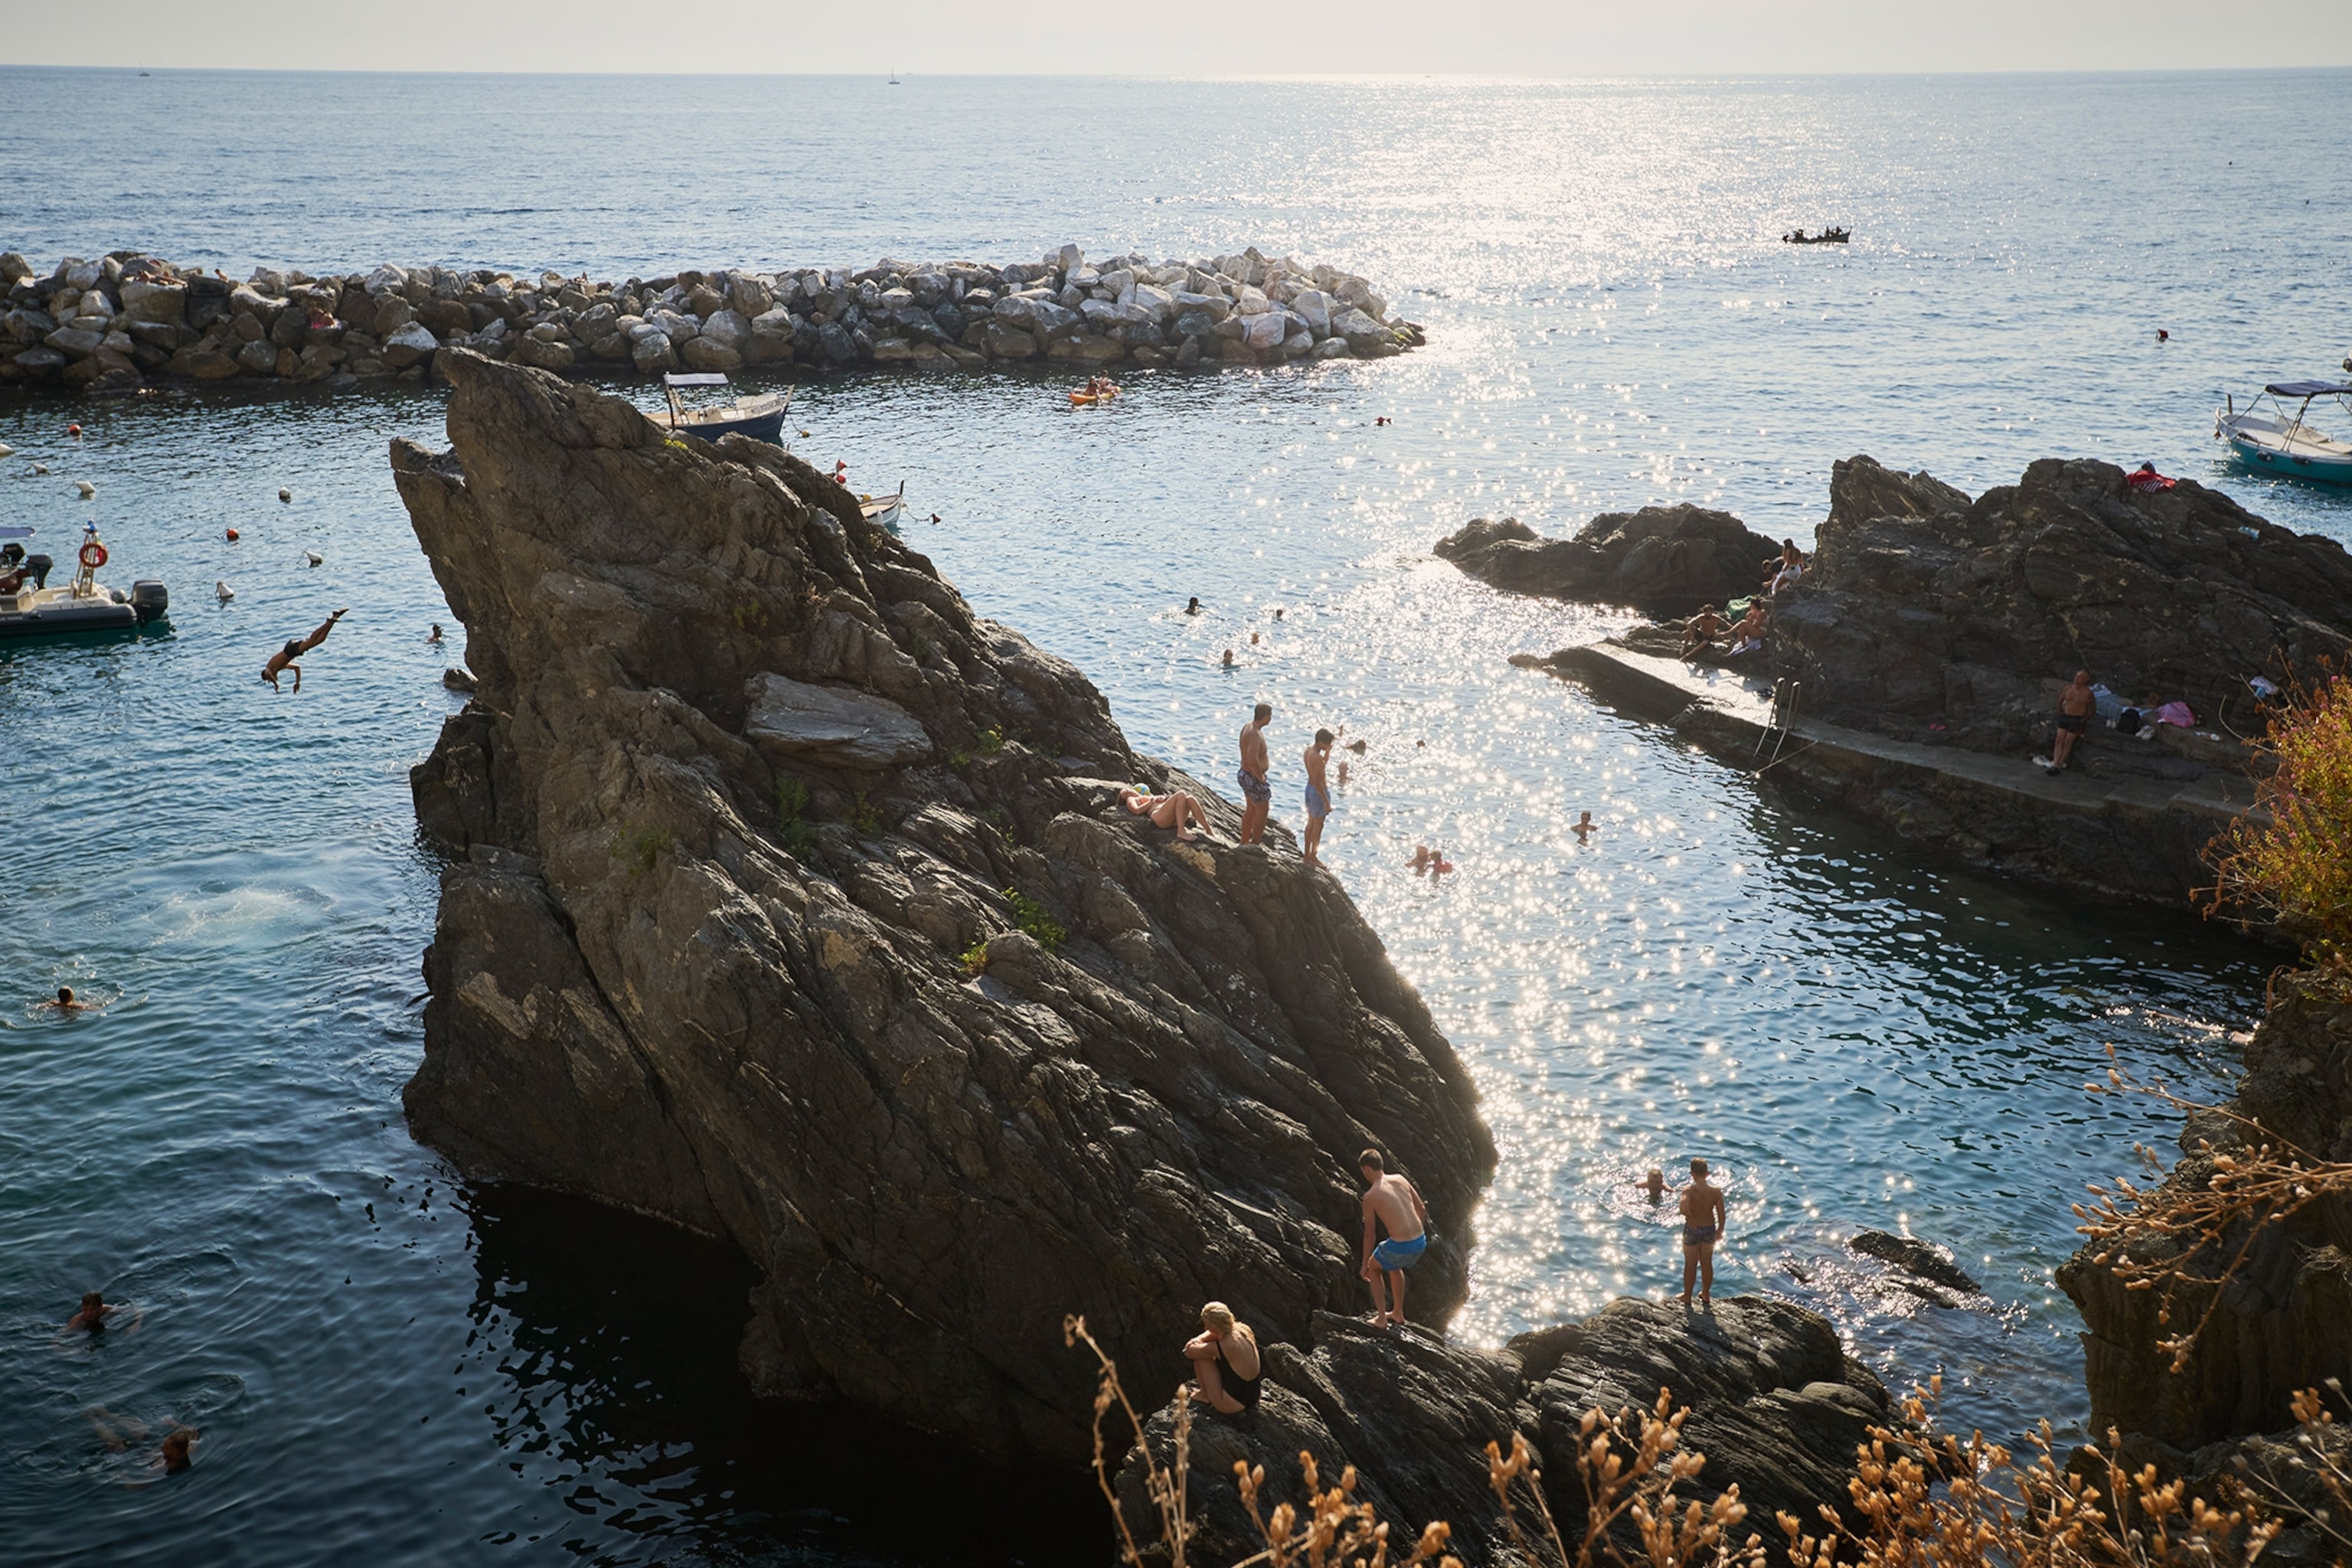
1120;1300;1890;1566
0;243;1424;395
1436;505;1780;616
391;350;1487;1463
2056;979;2352;1562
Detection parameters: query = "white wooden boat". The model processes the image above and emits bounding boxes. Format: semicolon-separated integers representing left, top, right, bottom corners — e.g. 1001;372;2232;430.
2216;381;2352;485
858;485;906;531
660;373;788;445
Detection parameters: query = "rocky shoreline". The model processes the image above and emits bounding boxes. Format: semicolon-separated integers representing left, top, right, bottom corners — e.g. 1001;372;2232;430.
0;243;1425;395
1451;455;2352;914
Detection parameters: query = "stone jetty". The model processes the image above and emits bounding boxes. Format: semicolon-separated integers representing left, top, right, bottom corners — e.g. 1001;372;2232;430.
0;243;1426;395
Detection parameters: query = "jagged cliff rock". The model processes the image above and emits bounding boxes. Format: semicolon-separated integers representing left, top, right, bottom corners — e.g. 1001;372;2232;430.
1119;1300;1887;1567
1774;456;2352;758
393;351;1494;1464
2059;979;2352;1453
1436;506;1781;616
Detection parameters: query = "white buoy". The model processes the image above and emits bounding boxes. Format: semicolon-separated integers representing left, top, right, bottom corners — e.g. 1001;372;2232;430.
31;462;51;475
75;480;95;498
304;550;324;567
0;440;13;458
216;580;234;602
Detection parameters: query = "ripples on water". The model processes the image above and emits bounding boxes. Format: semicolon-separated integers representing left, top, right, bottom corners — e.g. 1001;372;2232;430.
3;65;2348;1566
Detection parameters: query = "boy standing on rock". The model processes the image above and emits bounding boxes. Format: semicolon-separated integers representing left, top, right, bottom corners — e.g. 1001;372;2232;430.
1236;703;1273;844
1358;1148;1428;1327
1302;728;1335;866
1679;1158;1726;1308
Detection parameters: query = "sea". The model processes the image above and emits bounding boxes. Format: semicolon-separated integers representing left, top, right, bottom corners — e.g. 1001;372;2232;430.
3;66;2349;1568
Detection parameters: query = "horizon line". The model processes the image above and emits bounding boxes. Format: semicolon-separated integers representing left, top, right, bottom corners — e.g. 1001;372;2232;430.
3;61;2350;80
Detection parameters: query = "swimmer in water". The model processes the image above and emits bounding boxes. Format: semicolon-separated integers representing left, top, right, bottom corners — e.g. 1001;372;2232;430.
1573;811;1596;843
1221;648;1235;668
426;622;443;645
263;608;347;694
47;985;87;1013
1642;1169;1666;1204
67;1292;113;1331
155;1428;197;1475
1185;596;1202;616
1409;844;1432;874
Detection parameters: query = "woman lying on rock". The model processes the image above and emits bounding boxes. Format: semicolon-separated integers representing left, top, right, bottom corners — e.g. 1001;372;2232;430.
1183;1301;1262;1416
1119;785;1212;841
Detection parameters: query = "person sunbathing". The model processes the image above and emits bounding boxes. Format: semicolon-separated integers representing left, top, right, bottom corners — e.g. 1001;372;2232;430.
1119;786;1212;841
1725;600;1768;656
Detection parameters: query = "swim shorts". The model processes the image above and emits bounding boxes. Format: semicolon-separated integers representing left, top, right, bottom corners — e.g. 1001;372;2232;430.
1372;1233;1428;1271
1236;769;1272;805
1682;1225;1719;1248
2056;714;2087;733
1304;782;1331;819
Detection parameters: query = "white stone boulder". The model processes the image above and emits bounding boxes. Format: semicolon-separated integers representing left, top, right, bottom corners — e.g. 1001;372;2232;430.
631;331;678;374
1243;312;1287;351
381;321;440;368
743;673;931;769
119;279;186;324
699;308;751;351
1289;289;1331;335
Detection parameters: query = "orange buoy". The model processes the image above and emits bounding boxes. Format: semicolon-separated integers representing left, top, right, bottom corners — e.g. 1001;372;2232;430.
67;423;83;437
225;528;240;542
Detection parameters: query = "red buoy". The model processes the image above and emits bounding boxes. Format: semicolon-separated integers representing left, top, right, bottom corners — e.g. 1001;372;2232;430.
225;528;240;542
67;423;83;437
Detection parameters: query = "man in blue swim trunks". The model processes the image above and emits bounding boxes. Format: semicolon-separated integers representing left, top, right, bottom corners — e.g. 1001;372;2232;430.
1301;728;1335;867
1236;702;1274;844
1678;1158;1726;1308
1358;1148;1429;1327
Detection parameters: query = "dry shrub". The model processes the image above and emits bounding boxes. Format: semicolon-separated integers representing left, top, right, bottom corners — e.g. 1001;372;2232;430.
2202;665;2352;980
1486;1393;1764;1567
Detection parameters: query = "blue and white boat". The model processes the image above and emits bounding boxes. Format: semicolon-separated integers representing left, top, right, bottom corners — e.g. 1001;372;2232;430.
660;373;788;446
2216;381;2352;485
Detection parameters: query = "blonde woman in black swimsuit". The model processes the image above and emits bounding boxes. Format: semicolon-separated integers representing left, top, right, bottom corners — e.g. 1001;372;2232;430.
1182;1301;1262;1414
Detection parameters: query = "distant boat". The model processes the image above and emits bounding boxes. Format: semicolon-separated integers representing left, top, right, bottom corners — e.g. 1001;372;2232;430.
659;373;787;445
2216;381;2352;485
889;69;900;84
1783;227;1850;245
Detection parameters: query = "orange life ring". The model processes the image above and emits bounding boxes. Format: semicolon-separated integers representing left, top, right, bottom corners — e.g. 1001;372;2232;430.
79;541;108;569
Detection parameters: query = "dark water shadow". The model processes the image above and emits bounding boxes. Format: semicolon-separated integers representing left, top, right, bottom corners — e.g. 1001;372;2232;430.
462;1185;1110;1567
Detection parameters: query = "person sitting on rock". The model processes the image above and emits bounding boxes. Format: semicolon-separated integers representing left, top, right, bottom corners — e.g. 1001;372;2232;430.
1724;600;1768;658
1766;542;1806;596
1182;1301;1262;1416
1681;605;1729;661
1119;785;1212;841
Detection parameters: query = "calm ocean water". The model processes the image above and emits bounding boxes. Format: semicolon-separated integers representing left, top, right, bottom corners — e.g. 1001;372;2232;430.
4;67;2350;1567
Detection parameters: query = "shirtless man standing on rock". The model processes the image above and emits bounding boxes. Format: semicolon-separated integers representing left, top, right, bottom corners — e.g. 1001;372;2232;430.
1679;1158;1726;1308
2047;670;2095;775
1359;1148;1429;1327
1236;703;1273;844
1302;728;1334;866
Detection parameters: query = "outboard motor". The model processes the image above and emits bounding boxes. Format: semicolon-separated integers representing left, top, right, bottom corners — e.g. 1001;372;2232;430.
131;580;169;624
25;553;51;590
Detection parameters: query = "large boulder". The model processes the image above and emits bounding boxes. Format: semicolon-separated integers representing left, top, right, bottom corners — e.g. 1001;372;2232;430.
1772;456;2352;753
1437;506;1779;616
381;321;440;369
1121;1300;1885;1567
392;351;1494;1466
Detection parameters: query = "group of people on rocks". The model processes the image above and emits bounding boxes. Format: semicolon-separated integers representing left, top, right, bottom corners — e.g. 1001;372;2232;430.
1177;1152;1733;1417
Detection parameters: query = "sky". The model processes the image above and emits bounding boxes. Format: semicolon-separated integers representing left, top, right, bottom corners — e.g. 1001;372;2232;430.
3;0;2347;75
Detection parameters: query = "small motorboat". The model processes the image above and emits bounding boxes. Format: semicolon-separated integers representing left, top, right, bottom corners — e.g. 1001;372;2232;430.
659;373;789;446
0;523;168;640
858;485;906;531
1782;227;1851;244
2216;381;2352;486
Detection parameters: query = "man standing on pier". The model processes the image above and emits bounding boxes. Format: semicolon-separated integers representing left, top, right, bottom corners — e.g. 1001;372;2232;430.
1236;702;1273;844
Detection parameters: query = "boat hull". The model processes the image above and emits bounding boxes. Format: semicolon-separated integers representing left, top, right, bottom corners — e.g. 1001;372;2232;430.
0;599;141;639
2220;421;2352;486
671;408;786;446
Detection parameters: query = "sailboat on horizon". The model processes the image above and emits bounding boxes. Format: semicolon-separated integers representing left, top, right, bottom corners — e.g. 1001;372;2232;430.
888;67;900;84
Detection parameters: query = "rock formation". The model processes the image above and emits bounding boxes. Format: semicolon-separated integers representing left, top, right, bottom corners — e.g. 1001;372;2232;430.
1435;506;1781;616
391;351;1491;1465
1119;1300;1888;1567
1773;455;2352;757
2060;978;2352;1450
1;244;1423;394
